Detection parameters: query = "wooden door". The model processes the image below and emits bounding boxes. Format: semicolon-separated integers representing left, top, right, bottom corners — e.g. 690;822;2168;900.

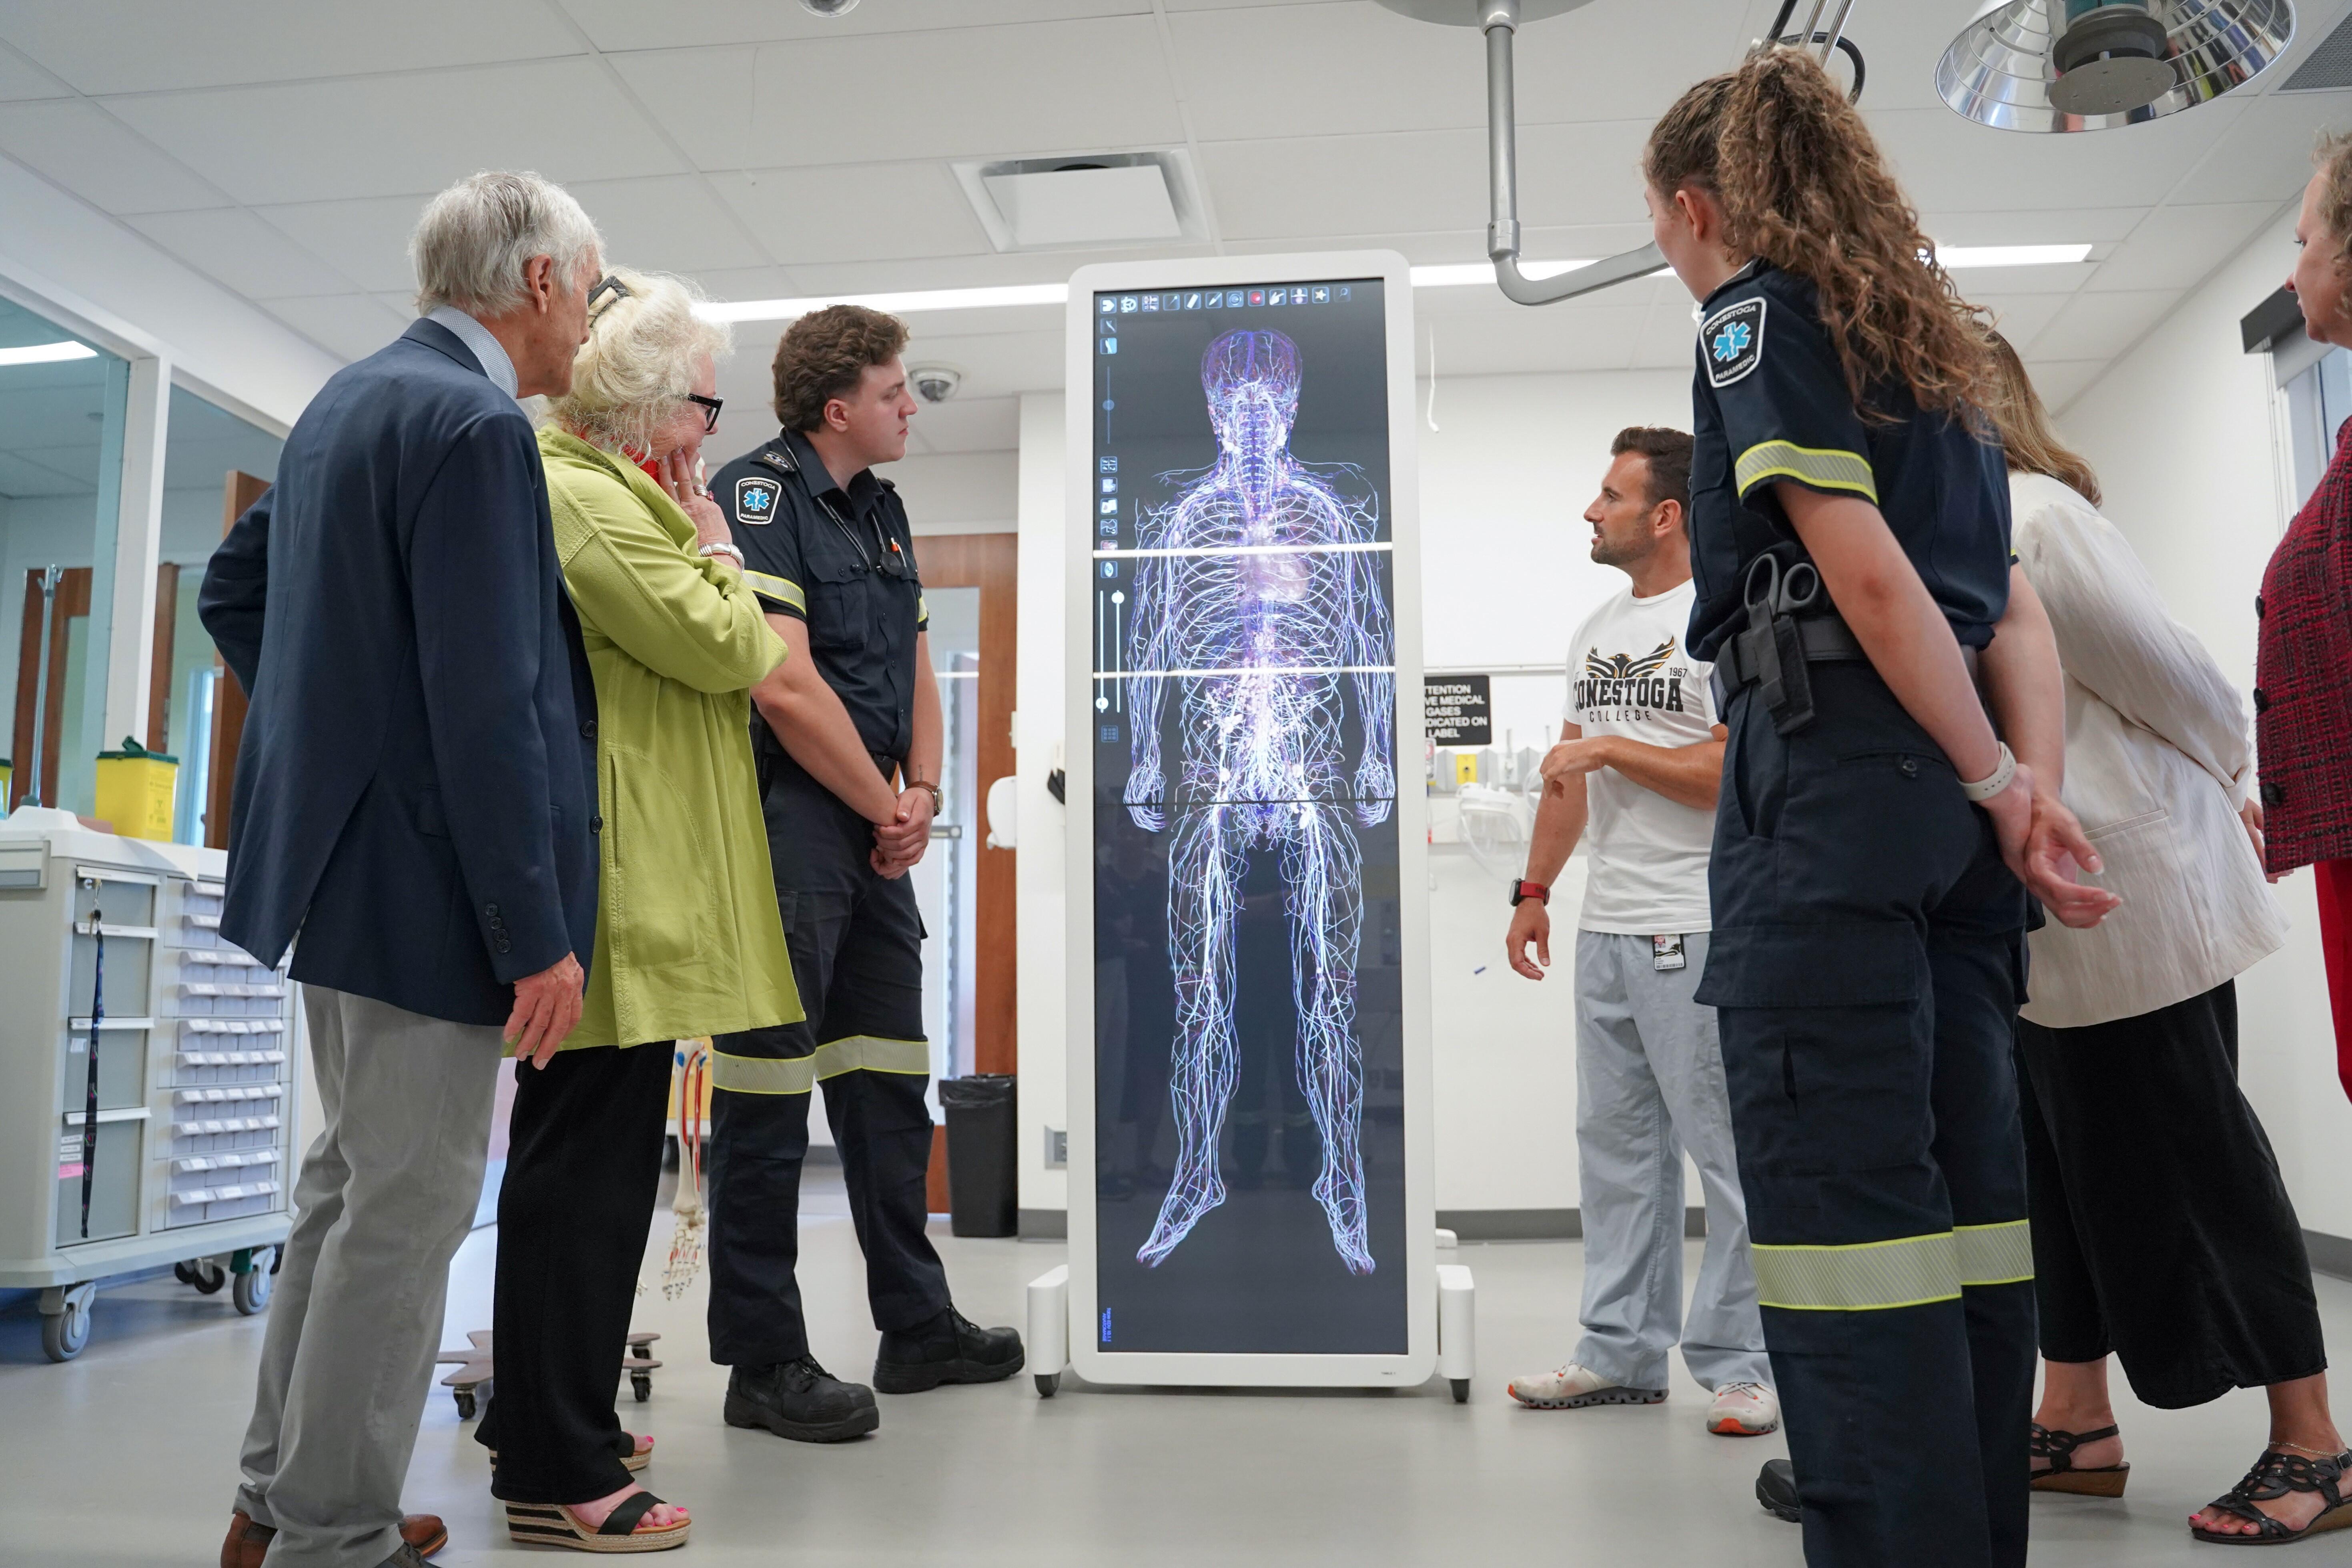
205;471;271;849
912;532;1017;1212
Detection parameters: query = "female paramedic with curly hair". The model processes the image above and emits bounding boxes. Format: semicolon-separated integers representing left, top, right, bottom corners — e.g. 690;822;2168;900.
1644;47;2111;1568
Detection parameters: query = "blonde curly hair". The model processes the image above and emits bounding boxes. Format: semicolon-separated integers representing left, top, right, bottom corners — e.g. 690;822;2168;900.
2315;131;2352;297
1645;48;1997;423
545;267;730;456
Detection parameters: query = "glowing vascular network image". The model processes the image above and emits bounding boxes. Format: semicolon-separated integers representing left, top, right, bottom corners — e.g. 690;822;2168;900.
1110;327;1396;1275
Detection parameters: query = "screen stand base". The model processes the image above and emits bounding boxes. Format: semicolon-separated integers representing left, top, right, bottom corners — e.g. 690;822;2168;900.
1027;1264;1070;1397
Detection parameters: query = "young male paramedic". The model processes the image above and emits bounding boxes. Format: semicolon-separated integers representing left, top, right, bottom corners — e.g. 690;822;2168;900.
1501;427;1778;1438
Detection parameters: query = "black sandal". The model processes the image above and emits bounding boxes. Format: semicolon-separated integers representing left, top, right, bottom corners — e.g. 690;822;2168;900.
2192;1448;2352;1545
2031;1422;2130;1496
505;1491;689;1553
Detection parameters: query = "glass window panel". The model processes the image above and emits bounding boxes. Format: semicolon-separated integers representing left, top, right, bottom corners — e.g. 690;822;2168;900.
158;385;282;843
0;294;128;816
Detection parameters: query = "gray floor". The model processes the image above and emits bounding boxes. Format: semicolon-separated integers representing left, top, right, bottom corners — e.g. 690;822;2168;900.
5;1171;2346;1566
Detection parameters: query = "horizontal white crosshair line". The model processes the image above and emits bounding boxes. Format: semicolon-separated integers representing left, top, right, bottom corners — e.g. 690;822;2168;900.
1093;666;1396;679
1093;542;1394;559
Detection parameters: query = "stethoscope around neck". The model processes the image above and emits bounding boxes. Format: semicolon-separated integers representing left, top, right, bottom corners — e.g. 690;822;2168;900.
814;486;912;582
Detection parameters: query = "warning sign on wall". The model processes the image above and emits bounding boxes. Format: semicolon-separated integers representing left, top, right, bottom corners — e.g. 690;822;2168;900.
1424;675;1492;748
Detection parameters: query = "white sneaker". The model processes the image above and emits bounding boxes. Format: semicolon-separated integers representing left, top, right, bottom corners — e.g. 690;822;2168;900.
1506;1363;1666;1410
1707;1381;1781;1436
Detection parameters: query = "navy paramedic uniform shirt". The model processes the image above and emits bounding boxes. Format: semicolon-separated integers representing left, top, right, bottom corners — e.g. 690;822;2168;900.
1686;261;2012;662
708;427;930;764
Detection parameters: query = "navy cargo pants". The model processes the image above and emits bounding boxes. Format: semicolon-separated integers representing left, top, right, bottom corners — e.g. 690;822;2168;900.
1697;664;2034;1568
705;771;949;1369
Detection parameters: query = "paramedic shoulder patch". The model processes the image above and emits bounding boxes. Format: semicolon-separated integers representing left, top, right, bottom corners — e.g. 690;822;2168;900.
1702;296;1766;389
735;475;780;524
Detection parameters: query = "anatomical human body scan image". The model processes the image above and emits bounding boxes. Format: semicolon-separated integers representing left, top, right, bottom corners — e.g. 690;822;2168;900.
1089;280;1407;1356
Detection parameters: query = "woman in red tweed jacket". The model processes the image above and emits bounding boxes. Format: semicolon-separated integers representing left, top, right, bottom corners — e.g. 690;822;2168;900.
2267;134;2352;1103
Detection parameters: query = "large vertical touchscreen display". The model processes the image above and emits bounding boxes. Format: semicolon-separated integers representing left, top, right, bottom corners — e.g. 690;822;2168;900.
1089;280;1405;1355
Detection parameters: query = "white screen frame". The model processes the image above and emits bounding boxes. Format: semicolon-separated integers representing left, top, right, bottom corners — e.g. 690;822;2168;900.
1061;251;1432;1389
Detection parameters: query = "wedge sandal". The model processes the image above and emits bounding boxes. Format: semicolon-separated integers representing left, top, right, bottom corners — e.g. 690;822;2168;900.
491;1432;652;1474
2192;1447;2352;1546
505;1492;688;1554
2030;1422;2129;1497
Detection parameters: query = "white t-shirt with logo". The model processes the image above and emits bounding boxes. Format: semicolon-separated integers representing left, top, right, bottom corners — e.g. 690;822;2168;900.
1561;577;1718;935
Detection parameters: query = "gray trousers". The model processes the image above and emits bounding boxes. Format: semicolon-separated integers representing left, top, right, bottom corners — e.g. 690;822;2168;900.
235;985;503;1568
1571;930;1771;1393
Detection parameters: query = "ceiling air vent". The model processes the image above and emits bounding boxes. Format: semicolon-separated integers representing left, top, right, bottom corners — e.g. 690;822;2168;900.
953;151;1205;253
2283;6;2352;90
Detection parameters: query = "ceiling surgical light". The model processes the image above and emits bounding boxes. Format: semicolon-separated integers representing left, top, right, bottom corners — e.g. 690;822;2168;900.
1939;0;2295;131
0;341;98;367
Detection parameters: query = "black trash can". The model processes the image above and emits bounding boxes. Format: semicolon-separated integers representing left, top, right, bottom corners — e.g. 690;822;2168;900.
939;1074;1017;1238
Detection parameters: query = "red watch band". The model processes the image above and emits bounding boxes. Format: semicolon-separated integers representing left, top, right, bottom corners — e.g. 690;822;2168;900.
1512;879;1550;906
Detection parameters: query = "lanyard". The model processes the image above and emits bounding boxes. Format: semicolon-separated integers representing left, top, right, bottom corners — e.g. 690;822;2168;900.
81;888;103;1238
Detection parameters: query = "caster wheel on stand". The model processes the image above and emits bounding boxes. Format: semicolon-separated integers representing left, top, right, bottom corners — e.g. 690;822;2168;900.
234;1264;273;1316
631;1372;652;1404
453;1386;478;1421
1035;1372;1060;1398
42;1297;91;1363
1450;1378;1470;1404
176;1259;227;1295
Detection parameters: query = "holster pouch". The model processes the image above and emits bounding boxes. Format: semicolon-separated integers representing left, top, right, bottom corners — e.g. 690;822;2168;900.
1734;597;1817;737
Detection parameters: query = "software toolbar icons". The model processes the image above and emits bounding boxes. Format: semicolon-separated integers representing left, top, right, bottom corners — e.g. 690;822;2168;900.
1313;286;1331;303
1101;296;1118;314
1101;338;1117;354
1247;289;1264;307
1268;287;1286;306
1184;292;1201;310
1101;477;1118;493
1120;296;1138;313
1100;456;1118;473
1337;285;1352;301
1141;295;1160;312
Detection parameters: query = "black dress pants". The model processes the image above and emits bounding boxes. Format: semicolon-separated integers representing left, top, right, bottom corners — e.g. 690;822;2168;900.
2017;981;2326;1408
479;1039;674;1503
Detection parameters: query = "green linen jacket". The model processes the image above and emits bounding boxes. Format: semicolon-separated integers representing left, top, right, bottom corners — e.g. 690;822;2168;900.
537;427;802;1050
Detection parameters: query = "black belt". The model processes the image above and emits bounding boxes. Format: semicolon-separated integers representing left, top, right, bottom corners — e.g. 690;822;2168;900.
1714;611;1983;735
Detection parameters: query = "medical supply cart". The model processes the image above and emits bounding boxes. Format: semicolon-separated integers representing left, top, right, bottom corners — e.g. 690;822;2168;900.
0;808;301;1361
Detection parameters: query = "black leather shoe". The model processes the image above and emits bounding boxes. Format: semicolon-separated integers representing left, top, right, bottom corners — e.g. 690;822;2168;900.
873;1307;1025;1393
1757;1458;1800;1523
722;1357;879;1443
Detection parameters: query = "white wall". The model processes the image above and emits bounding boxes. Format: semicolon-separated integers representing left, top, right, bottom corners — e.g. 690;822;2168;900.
2061;203;2352;1243
1013;367;1701;1221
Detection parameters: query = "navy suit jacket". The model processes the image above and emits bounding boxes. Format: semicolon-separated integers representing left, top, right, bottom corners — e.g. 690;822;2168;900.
200;318;598;1027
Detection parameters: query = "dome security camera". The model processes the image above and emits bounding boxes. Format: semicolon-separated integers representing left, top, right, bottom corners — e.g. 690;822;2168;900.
910;365;962;405
798;0;859;15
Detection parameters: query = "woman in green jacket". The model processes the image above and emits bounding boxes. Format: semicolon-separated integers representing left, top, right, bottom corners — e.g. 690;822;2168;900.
480;267;798;1554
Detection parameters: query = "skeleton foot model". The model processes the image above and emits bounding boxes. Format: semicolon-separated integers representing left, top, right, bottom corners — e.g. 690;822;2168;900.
1121;328;1394;1275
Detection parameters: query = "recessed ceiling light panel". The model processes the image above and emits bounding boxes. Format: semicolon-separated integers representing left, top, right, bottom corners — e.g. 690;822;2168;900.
1940;0;2294;132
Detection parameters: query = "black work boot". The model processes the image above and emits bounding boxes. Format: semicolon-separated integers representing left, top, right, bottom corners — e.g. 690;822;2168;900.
723;1356;879;1443
1756;1458;1800;1523
873;1307;1025;1394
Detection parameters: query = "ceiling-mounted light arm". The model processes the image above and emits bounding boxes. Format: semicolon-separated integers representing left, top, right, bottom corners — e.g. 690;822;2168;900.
1480;0;1664;305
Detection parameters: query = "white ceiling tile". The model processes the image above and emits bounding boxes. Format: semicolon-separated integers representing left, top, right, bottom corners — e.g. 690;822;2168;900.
257;196;437;295
1512;1;1760;126
0;2;578;94
260;294;409;363
559;0;1144;51
1967;293;2069;348
708;164;992;266
1169;4;1484;142
2022;288;2181;362
1945;261;2097;295
678;263;800;302
1424;305;1652;376
2085;201;2286;293
562;174;772;274
1205;129;1487;239
2029;360;2113;413
1919;207;2151;247
0;98;223;213
742;18;1185;168
102;58;684;206
128;208;357;298
0;40;71;102
1871;102;2247;213
604;47;756;173
2166;90;2352;206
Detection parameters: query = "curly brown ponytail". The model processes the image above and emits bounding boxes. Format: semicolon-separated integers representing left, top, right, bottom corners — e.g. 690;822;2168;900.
1645;48;1997;422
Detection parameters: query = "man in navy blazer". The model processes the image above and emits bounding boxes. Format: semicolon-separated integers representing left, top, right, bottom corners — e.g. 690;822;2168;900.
201;171;602;1568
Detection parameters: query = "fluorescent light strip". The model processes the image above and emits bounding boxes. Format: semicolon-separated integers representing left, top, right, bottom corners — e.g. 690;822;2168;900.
701;245;2092;323
0;340;97;366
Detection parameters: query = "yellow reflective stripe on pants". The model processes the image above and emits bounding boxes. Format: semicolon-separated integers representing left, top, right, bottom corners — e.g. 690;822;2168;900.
710;1034;930;1095
1956;1219;2033;1287
744;569;805;614
1734;440;1879;503
1752;1230;1961;1311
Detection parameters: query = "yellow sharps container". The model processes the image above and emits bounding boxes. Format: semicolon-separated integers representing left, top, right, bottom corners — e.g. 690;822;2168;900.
92;737;178;841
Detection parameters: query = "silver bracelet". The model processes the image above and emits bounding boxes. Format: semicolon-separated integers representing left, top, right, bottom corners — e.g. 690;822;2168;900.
1958;742;2017;804
698;540;744;567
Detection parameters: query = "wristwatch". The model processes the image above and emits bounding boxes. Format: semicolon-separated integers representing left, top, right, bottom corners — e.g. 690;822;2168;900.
1508;879;1550;907
906;778;943;813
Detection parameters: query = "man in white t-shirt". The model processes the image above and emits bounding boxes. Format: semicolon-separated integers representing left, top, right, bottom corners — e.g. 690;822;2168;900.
1500;427;1777;1437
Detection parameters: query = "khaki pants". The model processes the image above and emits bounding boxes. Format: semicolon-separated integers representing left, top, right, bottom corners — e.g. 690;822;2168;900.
234;986;503;1568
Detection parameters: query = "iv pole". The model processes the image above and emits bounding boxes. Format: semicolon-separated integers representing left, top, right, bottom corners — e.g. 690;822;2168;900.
22;564;62;810
1470;0;1860;306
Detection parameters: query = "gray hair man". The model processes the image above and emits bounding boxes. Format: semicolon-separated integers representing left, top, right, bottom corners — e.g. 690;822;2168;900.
203;170;602;1568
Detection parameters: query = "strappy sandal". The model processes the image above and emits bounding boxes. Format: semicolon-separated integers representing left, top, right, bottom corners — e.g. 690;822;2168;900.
2031;1422;2130;1497
2191;1447;2352;1545
491;1432;651;1474
505;1492;689;1554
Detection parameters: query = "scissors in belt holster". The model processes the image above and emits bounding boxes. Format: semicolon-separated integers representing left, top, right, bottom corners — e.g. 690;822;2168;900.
1736;553;1823;737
